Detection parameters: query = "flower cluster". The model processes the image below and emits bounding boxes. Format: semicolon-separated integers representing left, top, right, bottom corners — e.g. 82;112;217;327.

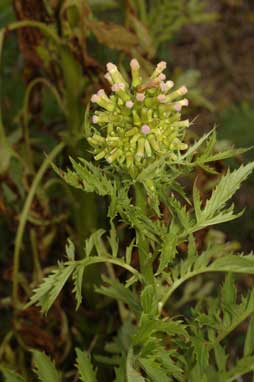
88;60;189;176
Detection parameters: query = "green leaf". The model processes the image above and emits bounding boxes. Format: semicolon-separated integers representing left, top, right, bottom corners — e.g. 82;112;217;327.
72;262;86;310
76;349;97;382
32;351;60;382
244;314;254;356
222;356;254;382
108;223;119;258
214;344;227;372
29;263;75;314
126;349;145;382
141;285;158;316
96;277;141;315
157;220;179;274
139;358;169;382
199;162;254;225
132;317;188;346
0;366;25;382
211;254;254;274
55;157;114;196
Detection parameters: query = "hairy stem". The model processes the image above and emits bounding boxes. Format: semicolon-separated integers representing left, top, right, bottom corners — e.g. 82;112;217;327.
135;182;154;284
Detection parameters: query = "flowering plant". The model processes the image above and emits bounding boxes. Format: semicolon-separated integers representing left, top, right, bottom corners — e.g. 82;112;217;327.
89;60;188;176
12;60;254;382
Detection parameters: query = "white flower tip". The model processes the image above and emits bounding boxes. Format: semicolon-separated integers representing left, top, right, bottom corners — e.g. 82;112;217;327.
157;61;167;71
92;115;98;124
136;92;145;102
91;94;98;103
130;58;140;70
166;80;174;89
106;62;117;72
141;124;151;135
104;72;112;81
158;73;166;81
179;86;188;95
157;94;167;103
182;98;189;106
126;100;134;109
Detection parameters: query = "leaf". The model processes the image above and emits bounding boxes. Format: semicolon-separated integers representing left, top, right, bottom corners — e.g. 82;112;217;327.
76;348;97;382
95;277;141;315
192;336;209;372
32;351;60;382
132;317;188;346
180;129;215;160
88;20;138;52
244;314;254;356
221;273;236;306
84;229;106;257
214;344;227;372
193;180;202;222
141;285;157;316
126;349;145;382
200;163;254;223
66;238;75;260
128;15;156;58
125;238;135;265
29;263;75;314
0;366;25;382
211;254;254;274
157;220;179;274
139;358;169;382
54;158;114;196
72;262;86;309
222;356;254;382
108;223;119;258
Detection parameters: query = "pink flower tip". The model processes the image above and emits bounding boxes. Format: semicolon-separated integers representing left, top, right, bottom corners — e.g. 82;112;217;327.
182;98;189;106
97;89;105;97
141;124;151;135
174;103;182;112
130;58;140;70
111;83;125;92
136;93;145;102
126;100;134;109
157;94;167;103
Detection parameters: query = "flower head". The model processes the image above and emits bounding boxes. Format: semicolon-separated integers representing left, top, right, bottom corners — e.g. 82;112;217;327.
88;60;189;176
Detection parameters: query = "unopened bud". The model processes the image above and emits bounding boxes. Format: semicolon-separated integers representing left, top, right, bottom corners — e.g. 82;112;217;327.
136;93;145;102
157;94;167;103
92;115;98;124
130;59;140;70
111;83;125;92
126;100;134;109
141;124;151;135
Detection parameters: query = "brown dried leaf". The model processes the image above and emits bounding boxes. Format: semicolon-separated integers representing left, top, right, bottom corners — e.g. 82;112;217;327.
89;20;138;52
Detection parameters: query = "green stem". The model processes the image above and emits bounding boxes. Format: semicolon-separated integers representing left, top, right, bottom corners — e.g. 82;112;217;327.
12;142;65;308
135;182;154;284
137;0;147;24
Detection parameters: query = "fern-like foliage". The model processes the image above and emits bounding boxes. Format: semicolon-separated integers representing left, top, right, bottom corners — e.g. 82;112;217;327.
22;126;254;381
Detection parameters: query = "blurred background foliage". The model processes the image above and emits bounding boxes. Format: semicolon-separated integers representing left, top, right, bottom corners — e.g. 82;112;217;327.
0;0;254;379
